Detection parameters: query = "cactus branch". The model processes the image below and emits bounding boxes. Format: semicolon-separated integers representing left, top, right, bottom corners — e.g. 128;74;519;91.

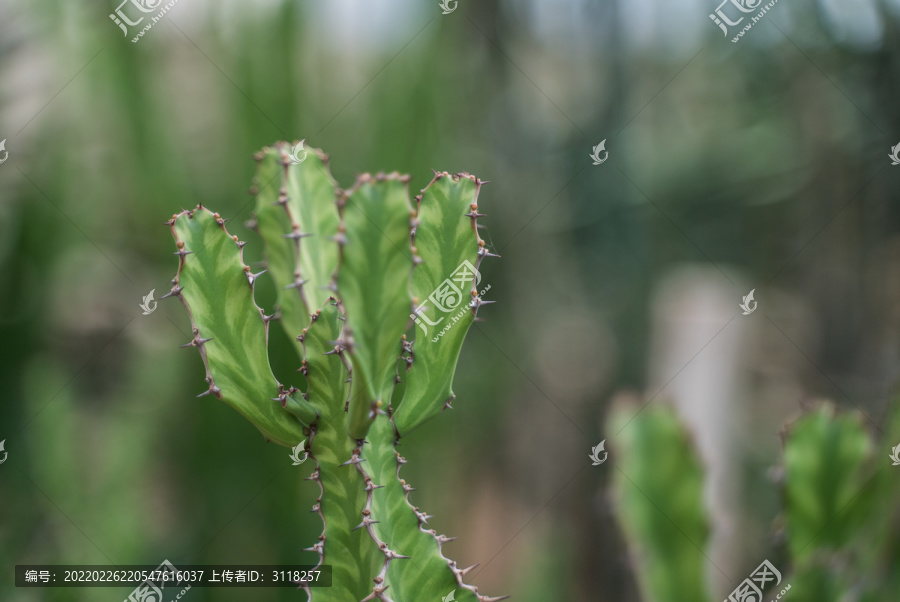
166;205;315;446
393;172;495;436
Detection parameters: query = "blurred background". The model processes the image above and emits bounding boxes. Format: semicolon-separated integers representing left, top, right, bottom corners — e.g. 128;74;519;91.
2;0;900;600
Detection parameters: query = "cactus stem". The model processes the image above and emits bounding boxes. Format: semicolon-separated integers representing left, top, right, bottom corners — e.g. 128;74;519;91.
390;448;508;600
352;439;409;600
298;423;326;602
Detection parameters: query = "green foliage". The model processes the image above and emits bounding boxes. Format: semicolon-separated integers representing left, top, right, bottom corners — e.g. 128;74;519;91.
610;403;900;602
166;141;501;601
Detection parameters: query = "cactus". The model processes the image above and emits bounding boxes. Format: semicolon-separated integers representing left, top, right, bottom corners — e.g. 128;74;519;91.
163;141;503;602
608;401;900;602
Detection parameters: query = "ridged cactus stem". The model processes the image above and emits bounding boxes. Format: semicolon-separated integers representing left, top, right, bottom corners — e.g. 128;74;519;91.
165;142;504;601
165;205;316;445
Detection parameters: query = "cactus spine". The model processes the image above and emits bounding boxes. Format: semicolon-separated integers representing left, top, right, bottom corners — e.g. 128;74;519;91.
164;141;504;602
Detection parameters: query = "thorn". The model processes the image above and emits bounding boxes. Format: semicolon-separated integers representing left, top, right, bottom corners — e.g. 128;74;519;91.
479;596;511;602
285;278;307;290
458;564;479;577
196;385;221;398
182;335;214;348
161;286;183;299
247;269;267;285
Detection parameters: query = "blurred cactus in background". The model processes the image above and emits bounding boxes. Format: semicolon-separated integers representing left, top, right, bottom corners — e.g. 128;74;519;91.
609;402;900;602
164;141;502;601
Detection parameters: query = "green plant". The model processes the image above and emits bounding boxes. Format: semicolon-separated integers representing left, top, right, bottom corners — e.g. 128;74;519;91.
163;141;503;601
608;402;900;602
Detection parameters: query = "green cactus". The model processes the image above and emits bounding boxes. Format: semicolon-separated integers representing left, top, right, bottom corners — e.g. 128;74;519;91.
608;402;900;602
608;406;711;602
163;141;503;602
